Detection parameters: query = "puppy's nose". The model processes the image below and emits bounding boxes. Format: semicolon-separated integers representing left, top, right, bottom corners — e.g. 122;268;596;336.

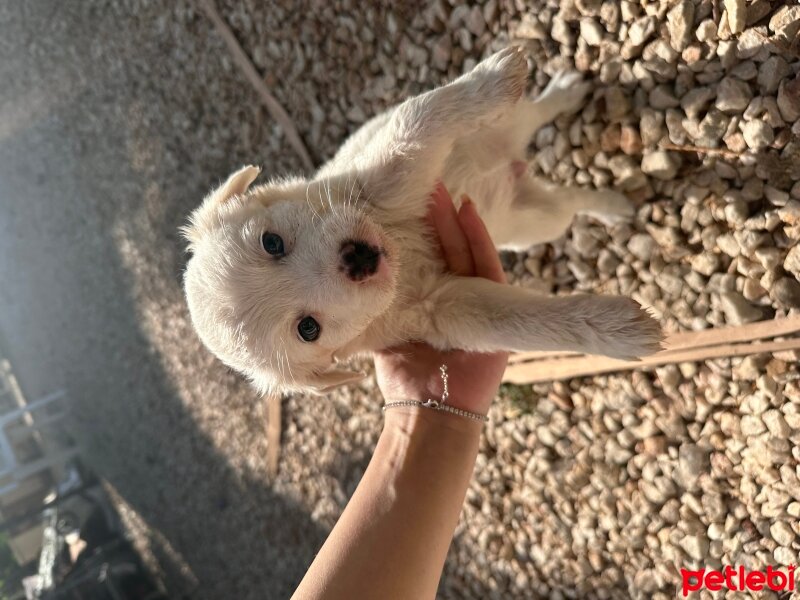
340;240;381;281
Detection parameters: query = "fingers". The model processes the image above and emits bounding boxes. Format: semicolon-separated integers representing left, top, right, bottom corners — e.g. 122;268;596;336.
429;183;506;283
430;182;475;276
457;195;507;284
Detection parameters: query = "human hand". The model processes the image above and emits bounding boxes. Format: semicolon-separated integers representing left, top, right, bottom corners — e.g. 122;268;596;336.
374;183;509;417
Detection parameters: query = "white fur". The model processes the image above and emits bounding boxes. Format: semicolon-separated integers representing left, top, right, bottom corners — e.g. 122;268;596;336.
182;47;662;394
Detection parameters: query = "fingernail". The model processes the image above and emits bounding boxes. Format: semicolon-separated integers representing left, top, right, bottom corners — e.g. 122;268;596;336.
461;195;472;206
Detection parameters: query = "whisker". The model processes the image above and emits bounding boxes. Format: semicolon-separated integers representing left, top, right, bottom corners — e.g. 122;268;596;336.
348;173;358;211
285;350;296;387
279;336;296;387
305;182;322;225
325;177;337;218
321;177;332;216
316;182;330;220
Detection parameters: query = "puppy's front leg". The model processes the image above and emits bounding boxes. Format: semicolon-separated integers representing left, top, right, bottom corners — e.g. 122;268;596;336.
425;278;663;360
365;47;528;215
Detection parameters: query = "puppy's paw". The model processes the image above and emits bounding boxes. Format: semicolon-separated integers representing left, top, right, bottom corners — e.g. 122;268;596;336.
583;190;635;226
536;70;592;114
470;46;529;105
589;297;664;361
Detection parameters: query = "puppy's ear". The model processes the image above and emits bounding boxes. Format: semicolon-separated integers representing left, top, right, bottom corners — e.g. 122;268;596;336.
308;368;366;395
182;165;261;249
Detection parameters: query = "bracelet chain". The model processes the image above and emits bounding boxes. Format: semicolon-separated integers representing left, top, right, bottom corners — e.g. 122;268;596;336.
382;365;489;423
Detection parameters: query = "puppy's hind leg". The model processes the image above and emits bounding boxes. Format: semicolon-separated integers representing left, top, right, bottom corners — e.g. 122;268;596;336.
432;68;594;214
504;70;593;158
490;176;634;251
576;188;637;227
447;70;592;181
363;47;529;215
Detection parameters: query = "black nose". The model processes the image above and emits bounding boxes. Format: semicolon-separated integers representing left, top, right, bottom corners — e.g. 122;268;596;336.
340;240;381;281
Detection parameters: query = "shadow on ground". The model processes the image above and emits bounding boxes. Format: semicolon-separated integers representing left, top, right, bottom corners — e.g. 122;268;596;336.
0;3;328;597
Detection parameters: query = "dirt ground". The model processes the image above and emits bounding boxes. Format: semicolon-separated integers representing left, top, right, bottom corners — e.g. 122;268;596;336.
0;2;334;597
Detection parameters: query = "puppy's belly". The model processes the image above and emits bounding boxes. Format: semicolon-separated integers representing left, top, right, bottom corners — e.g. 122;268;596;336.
441;162;517;247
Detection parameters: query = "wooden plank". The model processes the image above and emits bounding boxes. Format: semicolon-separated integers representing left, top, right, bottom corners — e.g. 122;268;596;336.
508;349;578;364
503;337;800;384
198;0;314;172
508;315;800;365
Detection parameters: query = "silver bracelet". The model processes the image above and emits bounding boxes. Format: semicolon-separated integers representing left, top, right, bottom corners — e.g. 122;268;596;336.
382;365;489;423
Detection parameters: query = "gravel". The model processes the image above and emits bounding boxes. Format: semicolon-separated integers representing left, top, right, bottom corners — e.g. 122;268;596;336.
641;150;680;180
778;75;800;122
716;76;753;112
1;1;799;599
742;119;775;150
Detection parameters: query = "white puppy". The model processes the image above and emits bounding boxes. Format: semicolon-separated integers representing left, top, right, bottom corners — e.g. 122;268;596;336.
182;47;662;394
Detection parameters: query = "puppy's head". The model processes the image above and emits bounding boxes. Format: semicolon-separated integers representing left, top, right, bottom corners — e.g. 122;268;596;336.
182;166;397;394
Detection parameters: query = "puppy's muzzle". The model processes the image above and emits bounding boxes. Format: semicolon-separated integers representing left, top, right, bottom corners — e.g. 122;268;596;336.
340;240;382;281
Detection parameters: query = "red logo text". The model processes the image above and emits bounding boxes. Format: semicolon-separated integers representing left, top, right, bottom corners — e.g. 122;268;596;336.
681;566;796;596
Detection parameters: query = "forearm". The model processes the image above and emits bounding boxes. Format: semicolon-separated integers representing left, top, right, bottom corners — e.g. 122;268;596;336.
292;407;482;600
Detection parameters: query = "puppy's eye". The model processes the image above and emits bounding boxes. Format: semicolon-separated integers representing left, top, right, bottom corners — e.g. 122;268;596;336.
261;232;284;256
297;316;320;342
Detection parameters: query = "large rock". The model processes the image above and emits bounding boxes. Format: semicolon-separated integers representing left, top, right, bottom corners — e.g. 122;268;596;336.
666;0;694;51
771;277;800;309
724;0;746;33
628;234;656;261
770;521;796;547
719;291;763;325
580;18;604;46
676;443;709;491
785;245;800;276
777;75;800;122
742;120;774;151
680;533;710;561
758;56;790;95
769;5;800;38
641;150;680;180
715;77;752;113
681;87;714;119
